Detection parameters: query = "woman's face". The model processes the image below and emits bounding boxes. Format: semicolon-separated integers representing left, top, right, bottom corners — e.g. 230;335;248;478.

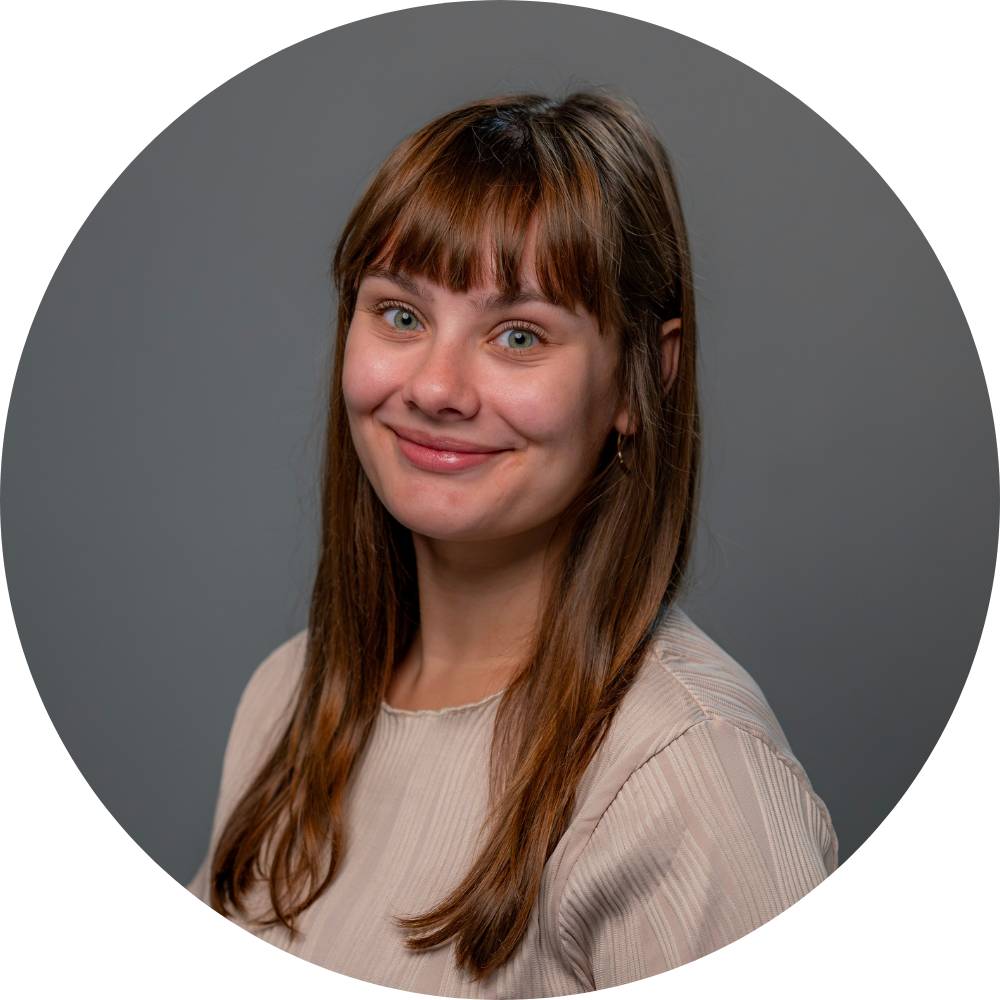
342;224;629;545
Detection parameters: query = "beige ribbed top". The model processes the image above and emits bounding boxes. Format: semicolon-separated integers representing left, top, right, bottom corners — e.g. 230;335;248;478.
187;605;838;997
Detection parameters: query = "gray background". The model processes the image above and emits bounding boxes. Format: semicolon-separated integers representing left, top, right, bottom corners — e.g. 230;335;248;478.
2;1;996;887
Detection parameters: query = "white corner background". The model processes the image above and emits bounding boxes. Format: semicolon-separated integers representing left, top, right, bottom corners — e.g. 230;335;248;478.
1;2;996;997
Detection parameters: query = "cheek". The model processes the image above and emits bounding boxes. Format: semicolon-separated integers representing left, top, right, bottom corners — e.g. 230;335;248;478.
341;329;399;414
498;365;612;447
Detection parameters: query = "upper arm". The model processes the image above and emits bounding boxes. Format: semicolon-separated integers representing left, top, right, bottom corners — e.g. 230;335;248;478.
557;716;838;990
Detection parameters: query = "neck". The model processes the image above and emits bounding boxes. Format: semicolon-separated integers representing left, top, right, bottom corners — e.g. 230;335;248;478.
394;517;571;701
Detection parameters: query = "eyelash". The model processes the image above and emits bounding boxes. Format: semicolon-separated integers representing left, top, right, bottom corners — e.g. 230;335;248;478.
365;298;551;354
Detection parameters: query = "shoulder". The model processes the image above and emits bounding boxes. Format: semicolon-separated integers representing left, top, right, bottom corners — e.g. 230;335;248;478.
555;713;838;988
234;627;309;729
612;604;834;845
629;603;794;753
189;627;310;897
220;627;309;780
550;605;838;987
589;603;817;801
554;605;838;855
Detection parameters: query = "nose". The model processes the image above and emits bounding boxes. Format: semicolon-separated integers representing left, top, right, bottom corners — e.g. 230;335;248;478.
400;332;481;420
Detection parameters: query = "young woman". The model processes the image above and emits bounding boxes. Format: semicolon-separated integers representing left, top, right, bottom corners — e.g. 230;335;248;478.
187;90;838;997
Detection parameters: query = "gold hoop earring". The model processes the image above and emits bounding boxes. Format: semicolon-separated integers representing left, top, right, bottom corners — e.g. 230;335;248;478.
616;431;630;474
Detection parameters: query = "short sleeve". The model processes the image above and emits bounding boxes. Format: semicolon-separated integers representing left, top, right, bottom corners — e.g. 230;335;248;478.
184;629;308;903
557;716;838;990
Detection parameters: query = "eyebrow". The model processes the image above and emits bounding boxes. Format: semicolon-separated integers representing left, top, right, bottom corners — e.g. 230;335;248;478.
361;266;573;314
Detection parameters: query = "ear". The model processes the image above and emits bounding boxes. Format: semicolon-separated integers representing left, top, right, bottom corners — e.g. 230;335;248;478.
613;406;635;437
660;317;682;395
613;318;683;437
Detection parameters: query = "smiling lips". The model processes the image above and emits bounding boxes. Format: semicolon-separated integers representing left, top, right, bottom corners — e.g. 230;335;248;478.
390;426;509;473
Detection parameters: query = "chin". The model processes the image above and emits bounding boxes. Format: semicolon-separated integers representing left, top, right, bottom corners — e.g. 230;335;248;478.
385;503;502;542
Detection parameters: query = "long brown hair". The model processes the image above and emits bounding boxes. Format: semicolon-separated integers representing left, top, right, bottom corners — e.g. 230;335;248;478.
208;88;701;981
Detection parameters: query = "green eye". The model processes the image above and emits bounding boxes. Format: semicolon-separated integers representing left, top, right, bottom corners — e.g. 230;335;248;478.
386;307;421;331
496;328;539;350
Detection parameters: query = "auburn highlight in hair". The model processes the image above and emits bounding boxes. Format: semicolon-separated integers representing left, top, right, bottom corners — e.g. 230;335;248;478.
207;88;701;982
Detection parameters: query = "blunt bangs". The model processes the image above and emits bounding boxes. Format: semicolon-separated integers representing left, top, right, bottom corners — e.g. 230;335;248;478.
338;107;626;337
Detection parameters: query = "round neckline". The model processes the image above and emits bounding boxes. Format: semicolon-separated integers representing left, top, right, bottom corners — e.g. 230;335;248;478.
380;686;506;717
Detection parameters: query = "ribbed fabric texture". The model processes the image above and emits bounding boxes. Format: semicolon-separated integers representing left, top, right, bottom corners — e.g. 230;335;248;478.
188;605;837;997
